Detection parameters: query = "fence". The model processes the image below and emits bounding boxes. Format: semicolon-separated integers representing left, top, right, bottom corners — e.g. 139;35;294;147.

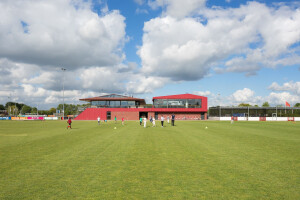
0;116;59;120
218;117;300;121
209;106;300;117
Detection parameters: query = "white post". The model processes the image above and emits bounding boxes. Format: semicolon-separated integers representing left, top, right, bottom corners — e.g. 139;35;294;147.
276;106;277;121
218;93;221;119
248;106;249;121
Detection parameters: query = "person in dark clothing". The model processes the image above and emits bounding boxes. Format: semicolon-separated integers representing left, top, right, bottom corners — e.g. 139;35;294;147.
171;114;175;126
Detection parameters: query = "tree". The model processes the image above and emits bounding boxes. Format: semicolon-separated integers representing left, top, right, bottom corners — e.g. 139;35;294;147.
57;104;78;115
294;103;300;107
0;104;5;110
21;105;32;114
238;103;252;107
262;102;270;107
49;108;56;115
7;105;18;116
31;107;38;114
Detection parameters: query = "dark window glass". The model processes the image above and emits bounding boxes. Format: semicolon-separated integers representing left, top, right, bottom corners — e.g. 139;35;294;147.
110;101;121;107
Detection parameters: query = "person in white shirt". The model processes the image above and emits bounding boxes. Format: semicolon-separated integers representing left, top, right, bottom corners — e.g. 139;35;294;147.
167;116;170;124
97;116;100;125
161;115;165;127
144;117;147;128
152;118;156;127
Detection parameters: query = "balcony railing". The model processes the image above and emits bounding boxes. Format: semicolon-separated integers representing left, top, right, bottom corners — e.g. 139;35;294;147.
153;105;201;108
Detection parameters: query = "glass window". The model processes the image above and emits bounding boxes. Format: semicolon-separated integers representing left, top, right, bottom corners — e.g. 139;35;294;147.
128;101;135;106
187;99;202;108
154;99;163;106
163;100;168;106
98;101;109;106
195;99;201;107
121;101;128;106
110;101;120;107
168;99;186;107
121;101;136;107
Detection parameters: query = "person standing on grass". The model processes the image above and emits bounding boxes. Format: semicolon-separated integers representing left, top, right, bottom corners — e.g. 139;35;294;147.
143;117;147;128
231;116;234;124
67;118;72;129
114;116;117;124
122;117;124;125
161;115;165;127
171;114;175;126
140;117;142;125
152;117;156;127
167;116;170;124
97;116;100;125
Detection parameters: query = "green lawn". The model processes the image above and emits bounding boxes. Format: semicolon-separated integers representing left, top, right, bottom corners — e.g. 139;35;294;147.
0;120;299;199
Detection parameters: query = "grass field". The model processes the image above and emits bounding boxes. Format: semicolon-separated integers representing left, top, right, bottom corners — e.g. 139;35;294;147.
0;120;299;199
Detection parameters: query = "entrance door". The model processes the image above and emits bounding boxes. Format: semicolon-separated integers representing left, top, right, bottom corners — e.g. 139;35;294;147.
107;111;111;120
201;113;205;120
139;112;148;119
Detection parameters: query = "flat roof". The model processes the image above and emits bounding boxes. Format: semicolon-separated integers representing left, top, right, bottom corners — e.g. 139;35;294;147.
153;93;206;100
80;94;146;105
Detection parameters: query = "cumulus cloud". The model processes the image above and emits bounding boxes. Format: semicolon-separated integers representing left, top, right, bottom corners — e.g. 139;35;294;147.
268;81;300;95
139;2;300;80
126;76;169;94
0;57;169;108
266;92;300;105
232;88;255;102
1;0;299;110
225;87;300;107
0;0;126;68
148;0;206;18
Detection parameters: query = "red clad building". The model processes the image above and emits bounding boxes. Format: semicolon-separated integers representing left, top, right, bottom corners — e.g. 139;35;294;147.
75;94;207;120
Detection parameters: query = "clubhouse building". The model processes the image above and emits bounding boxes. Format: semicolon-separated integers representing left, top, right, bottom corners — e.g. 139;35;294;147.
75;94;207;120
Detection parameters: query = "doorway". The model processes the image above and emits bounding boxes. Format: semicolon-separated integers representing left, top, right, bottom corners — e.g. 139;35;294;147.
106;111;111;120
139;112;148;119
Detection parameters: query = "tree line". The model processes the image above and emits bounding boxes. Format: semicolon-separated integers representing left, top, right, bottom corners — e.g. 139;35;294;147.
0;102;81;116
238;102;300;107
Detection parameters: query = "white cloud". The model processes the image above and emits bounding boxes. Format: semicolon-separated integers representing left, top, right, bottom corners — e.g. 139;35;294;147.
266;92;300;106
148;0;206;18
0;0;126;68
139;2;300;80
232;88;255;102
1;0;299;110
225;88;300;107
126;76;169;94
268;81;300;95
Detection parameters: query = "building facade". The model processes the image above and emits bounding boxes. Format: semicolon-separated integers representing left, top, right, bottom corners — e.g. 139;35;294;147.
75;94;207;120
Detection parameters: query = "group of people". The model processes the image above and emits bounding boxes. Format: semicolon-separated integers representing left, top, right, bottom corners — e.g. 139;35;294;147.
66;114;176;129
140;114;176;128
97;116;125;125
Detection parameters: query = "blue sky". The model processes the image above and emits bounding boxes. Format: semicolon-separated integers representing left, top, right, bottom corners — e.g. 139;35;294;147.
0;0;299;109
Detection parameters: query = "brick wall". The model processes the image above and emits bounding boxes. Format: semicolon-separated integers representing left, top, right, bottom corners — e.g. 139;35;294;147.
75;108;207;120
111;111;139;121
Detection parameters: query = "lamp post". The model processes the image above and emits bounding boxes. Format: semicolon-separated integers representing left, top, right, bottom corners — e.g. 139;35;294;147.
61;68;66;120
8;95;11;116
218;93;221;119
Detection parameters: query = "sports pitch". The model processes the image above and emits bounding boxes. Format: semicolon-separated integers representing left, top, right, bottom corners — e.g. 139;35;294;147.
0;120;299;199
